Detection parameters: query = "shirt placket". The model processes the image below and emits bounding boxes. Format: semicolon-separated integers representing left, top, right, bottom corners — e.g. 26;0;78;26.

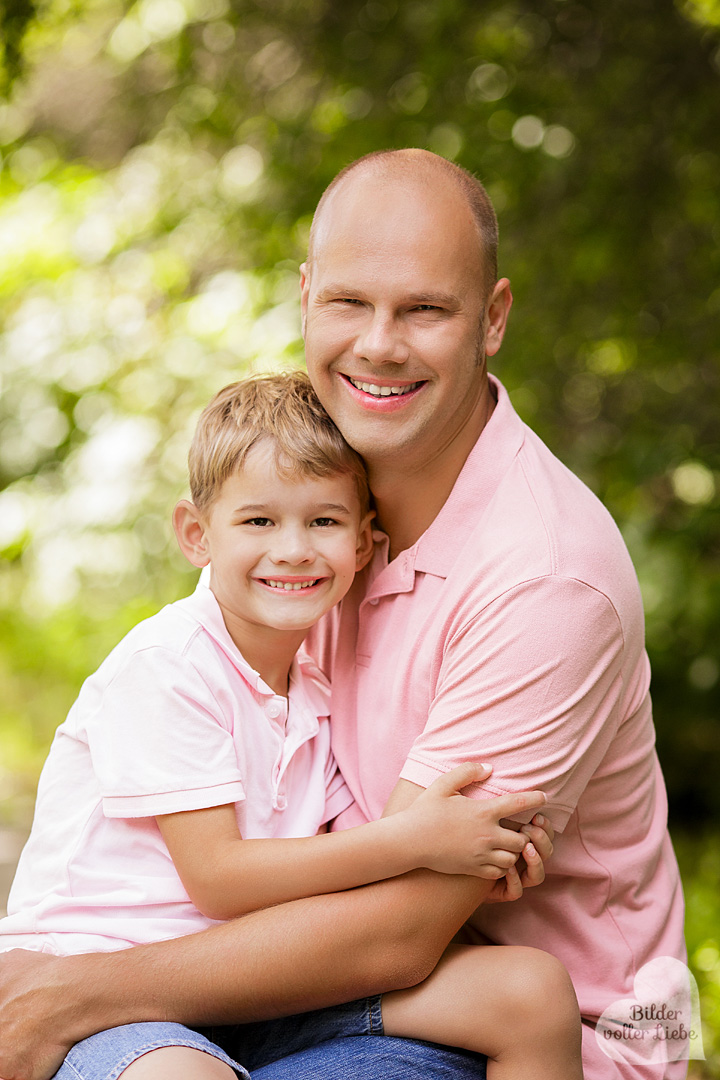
263;694;289;811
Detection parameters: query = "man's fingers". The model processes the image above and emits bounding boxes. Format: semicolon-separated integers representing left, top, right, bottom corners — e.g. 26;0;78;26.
519;842;546;887
501;864;524;901
520;821;554;860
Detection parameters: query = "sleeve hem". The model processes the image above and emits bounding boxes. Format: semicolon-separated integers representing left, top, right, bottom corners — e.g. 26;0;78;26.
102;780;245;818
400;758;573;831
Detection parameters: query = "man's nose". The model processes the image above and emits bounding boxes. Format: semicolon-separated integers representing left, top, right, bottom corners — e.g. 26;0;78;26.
353;309;408;366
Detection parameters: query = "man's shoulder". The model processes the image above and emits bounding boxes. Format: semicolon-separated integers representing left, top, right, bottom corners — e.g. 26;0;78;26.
451;420;642;631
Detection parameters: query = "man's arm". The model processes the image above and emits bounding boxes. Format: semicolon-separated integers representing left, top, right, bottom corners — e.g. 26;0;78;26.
0;787;550;1080
156;765;543;920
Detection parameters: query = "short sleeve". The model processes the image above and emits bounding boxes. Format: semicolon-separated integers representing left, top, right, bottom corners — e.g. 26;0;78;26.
89;646;245;818
401;577;626;831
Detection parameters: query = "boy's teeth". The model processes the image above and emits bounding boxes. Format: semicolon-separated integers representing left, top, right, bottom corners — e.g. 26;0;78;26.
349;378;420;397
266;579;318;590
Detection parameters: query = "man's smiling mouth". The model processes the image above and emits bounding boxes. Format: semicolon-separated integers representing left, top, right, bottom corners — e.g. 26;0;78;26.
347;377;422;398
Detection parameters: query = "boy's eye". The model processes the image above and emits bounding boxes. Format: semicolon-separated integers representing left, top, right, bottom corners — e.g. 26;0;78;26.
243;517;273;527
312;517;338;527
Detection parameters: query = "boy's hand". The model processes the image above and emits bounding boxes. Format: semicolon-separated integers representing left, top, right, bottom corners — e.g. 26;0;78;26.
401;762;547;879
482;811;555;903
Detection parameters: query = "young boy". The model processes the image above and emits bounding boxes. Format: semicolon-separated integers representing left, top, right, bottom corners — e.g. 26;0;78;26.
0;373;582;1080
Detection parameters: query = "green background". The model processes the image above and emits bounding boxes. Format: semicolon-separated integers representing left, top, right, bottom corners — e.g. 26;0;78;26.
0;0;718;1072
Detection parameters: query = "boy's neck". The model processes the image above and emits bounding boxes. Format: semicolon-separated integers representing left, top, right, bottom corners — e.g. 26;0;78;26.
216;605;303;696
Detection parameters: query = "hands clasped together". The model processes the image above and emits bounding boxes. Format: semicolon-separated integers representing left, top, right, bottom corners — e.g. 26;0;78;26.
393;761;554;901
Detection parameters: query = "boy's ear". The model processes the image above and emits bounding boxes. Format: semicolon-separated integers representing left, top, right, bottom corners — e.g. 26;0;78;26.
355;509;376;572
173;500;211;568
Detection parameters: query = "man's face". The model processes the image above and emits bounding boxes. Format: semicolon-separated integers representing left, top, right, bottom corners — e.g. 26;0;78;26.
301;171;508;472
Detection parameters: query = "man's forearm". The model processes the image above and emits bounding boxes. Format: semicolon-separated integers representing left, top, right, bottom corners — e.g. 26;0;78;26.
57;869;491;1039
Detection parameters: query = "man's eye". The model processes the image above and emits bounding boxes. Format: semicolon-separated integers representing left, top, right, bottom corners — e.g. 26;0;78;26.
414;304;441;312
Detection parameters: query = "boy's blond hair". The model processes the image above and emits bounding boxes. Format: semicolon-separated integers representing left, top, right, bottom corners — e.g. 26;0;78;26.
189;371;370;513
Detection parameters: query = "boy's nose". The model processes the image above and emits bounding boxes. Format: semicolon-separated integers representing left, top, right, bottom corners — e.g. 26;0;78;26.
271;530;316;566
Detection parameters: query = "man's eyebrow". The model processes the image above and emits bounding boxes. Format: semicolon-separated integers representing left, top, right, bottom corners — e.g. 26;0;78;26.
406;292;462;308
315;283;462;308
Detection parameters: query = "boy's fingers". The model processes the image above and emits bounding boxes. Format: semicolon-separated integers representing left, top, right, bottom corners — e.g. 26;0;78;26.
489;789;547;818
432;762;492;794
496;830;530;854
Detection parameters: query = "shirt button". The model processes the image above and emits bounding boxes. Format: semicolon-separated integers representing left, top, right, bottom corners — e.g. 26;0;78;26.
276;793;287;810
369;597;379;606
266;702;282;719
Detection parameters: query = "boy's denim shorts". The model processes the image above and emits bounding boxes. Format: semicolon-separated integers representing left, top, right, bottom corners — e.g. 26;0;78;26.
54;997;385;1080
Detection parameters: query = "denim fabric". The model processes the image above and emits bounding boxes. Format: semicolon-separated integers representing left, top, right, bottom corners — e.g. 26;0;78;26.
53;1021;248;1080
52;998;487;1078
250;1036;487;1079
201;996;384;1071
206;997;487;1079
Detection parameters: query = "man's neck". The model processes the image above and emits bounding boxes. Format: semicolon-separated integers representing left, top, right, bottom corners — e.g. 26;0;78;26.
370;380;496;561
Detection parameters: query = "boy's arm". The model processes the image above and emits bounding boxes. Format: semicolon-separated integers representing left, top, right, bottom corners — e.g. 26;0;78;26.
156;763;546;919
0;787;552;1080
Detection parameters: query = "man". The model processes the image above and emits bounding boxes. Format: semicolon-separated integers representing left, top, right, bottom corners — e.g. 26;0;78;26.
0;149;685;1080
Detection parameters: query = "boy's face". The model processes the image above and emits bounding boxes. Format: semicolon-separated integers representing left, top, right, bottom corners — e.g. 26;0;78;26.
175;440;373;641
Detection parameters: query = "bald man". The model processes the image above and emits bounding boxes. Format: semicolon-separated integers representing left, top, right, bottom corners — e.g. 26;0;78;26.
0;151;686;1080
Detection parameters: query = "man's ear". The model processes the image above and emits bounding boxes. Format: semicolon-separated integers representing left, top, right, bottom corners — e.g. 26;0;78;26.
355;509;376;572
299;261;310;338
173;500;211;568
484;278;513;357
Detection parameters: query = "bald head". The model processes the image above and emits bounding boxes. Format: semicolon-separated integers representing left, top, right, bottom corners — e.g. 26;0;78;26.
308;149;498;296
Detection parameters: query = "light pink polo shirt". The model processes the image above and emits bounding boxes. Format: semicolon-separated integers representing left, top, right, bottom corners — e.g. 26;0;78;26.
1;580;351;955
308;375;685;1078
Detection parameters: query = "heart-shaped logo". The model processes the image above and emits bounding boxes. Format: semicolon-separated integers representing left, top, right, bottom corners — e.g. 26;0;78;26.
595;957;704;1065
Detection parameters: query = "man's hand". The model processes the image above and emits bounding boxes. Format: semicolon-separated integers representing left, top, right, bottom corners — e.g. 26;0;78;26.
483;812;555;904
0;950;81;1080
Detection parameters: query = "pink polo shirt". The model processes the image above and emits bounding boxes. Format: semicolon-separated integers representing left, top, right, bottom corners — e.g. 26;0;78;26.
1;581;351;955
308;375;685;1080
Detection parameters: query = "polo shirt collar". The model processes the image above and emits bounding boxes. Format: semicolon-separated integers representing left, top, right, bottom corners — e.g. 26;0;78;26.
367;376;526;587
183;577;330;720
182;579;276;693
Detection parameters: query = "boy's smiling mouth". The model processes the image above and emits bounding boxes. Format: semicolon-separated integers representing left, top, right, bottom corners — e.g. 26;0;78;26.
259;577;324;591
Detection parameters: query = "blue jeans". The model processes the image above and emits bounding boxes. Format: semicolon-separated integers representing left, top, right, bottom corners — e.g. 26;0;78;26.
55;998;487;1078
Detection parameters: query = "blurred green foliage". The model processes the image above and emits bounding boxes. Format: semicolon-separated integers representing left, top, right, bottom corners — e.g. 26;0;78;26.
0;0;719;1063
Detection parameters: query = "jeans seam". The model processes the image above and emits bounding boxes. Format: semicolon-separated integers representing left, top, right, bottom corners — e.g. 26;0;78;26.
367;994;384;1035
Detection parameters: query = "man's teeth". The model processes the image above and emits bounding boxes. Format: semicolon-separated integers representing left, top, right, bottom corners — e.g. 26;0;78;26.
349;378;420;397
266;580;319;590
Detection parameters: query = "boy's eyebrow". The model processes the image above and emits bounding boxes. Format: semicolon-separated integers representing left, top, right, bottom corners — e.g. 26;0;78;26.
233;503;353;514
